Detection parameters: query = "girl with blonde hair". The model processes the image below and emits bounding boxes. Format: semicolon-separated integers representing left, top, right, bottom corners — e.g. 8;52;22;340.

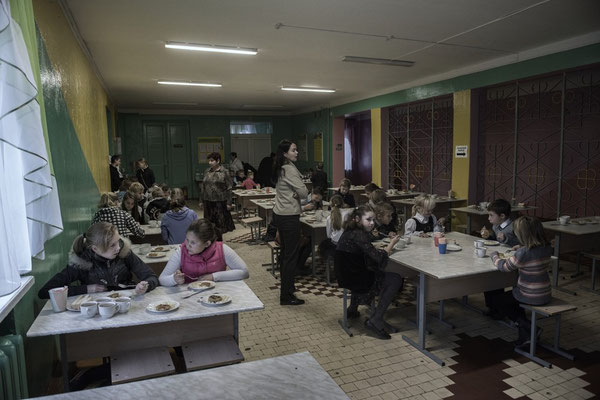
404;194;445;235
92;192;144;238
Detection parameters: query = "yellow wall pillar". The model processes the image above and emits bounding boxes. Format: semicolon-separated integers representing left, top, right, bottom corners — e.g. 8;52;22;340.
452;90;471;229
371;108;381;186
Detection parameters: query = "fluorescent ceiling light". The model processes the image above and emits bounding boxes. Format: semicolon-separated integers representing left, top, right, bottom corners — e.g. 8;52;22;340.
281;86;335;93
242;104;284;109
165;41;257;55
342;56;414;67
157;80;222;87
152;102;199;106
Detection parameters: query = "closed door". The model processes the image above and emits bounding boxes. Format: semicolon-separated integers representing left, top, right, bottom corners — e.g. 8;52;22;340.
168;123;191;190
143;121;191;190
144;123;167;184
231;134;271;169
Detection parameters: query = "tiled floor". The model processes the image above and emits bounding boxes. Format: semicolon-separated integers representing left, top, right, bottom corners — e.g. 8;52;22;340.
224;223;600;400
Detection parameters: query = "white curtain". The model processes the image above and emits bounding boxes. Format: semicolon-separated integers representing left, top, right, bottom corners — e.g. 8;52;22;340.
0;0;63;294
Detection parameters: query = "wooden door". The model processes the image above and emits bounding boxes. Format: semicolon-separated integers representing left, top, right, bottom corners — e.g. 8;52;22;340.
143;122;167;184
230;134;271;170
167;123;191;190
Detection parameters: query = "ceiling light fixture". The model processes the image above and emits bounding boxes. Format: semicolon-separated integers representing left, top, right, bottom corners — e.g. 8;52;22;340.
242;104;284;109
281;86;335;93
152;102;199;106
157;80;222;87
342;56;414;67
165;41;258;55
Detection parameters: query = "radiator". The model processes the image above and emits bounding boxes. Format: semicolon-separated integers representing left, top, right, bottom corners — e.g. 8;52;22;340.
0;335;28;400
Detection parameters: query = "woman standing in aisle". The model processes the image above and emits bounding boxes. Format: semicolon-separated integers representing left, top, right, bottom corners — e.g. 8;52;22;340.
201;152;236;237
272;140;308;305
135;158;156;191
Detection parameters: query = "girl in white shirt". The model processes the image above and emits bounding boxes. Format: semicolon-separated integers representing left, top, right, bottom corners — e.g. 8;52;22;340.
404;194;446;236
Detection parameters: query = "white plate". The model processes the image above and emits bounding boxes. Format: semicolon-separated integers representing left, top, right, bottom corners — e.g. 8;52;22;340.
483;240;500;246
188;281;215;291
147;252;166;258
151;246;170;252
446;244;462;251
66;305;80;312
147;300;180;313
199;294;232;307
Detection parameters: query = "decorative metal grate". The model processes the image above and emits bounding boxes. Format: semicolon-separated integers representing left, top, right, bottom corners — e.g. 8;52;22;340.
478;65;600;219
388;95;453;194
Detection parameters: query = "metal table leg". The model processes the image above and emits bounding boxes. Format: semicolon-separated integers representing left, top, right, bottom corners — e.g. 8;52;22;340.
402;272;445;366
466;215;472;234
60;334;70;392
552;233;577;295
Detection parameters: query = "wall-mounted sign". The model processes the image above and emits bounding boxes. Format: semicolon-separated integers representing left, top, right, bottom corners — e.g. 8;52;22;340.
455;145;468;158
336;143;343;151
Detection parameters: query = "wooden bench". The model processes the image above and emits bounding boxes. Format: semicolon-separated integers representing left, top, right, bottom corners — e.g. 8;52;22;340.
266;241;281;277
515;298;577;368
181;336;244;372
110;347;174;384
241;216;263;245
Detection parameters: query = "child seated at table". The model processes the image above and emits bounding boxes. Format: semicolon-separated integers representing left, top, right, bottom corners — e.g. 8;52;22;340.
372;202;399;240
160;183;171;200
159;219;249;286
121;191;145;224
241;170;259;190
302;187;324;211
234;169;246;186
319;195;353;260
128;181;146;215
336;178;355;208
334;206;402;339
404;194;445;236
145;187;170;220
488;216;551;346
92;192;145;239
480;199;520;246
38;222;157;298
364;182;380;197
161;197;198;244
117;178;133;202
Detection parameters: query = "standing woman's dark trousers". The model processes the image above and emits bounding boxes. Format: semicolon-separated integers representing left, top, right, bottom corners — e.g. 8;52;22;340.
273;213;300;299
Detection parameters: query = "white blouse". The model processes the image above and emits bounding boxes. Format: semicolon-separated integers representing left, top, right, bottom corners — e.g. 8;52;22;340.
404;212;444;236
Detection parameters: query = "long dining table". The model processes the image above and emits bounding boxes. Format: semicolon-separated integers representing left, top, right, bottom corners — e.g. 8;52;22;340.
386;231;517;366
542;217;600;295
27;281;264;391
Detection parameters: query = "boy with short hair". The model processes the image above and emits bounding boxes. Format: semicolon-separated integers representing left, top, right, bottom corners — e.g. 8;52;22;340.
481;199;519;246
302;187;324;211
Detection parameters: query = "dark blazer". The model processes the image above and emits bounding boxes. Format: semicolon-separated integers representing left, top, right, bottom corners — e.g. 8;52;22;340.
110;165;123;192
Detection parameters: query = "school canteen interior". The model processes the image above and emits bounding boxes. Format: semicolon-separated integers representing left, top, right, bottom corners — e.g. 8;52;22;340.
1;0;600;399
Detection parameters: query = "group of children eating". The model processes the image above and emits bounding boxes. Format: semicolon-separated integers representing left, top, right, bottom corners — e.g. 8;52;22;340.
41;170;552;348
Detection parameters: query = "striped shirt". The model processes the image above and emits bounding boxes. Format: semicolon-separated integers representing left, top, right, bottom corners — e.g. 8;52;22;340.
492;245;552;305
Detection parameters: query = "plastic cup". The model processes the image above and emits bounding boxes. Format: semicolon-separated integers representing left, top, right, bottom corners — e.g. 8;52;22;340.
48;287;68;312
433;232;443;247
438;243;447;254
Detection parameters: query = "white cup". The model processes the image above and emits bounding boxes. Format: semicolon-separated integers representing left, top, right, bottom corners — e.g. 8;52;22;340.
474;247;487;258
48;287;68;312
315;210;323;221
114;297;131;313
139;243;151;255
474;240;484;248
98;302;118;319
559;216;570;225
403;236;411;244
151;220;160;228
80;302;98;318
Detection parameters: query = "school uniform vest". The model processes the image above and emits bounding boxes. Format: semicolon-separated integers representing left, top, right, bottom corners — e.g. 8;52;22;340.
180;241;226;283
411;216;434;233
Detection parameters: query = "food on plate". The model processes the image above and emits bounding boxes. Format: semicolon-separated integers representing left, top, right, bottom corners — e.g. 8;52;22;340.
148;252;159;257
418;232;431;238
207;295;223;304
483;240;499;246
153;246;166;251
156;303;172;311
200;282;212;288
108;292;120;299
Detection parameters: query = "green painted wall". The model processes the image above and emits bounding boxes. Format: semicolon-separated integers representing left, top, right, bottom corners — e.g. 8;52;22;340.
290;110;332;181
331;43;600;117
118;113;293;197
2;28;101;397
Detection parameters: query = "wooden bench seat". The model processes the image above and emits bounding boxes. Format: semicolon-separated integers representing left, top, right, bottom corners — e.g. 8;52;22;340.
111;347;174;384
515;298;577;368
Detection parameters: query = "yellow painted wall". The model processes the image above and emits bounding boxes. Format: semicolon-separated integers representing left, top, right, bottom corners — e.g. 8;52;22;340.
371;108;381;186
451;90;471;226
33;0;114;192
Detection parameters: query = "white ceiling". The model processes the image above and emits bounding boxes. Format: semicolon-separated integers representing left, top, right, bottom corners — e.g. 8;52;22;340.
62;0;600;114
